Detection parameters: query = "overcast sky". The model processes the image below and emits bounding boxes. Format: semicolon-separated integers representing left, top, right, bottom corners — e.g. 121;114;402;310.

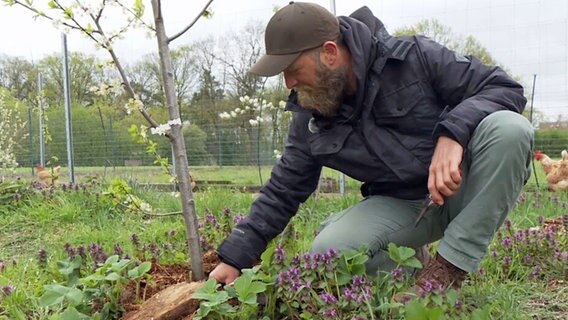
0;0;566;120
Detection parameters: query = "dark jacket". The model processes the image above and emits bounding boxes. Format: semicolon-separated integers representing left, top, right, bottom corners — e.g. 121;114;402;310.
217;7;526;270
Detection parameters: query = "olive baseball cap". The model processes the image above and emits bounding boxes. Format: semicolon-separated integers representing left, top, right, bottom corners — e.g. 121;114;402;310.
249;1;340;77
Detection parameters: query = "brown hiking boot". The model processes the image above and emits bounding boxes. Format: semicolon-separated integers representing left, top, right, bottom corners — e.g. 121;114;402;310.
393;253;467;303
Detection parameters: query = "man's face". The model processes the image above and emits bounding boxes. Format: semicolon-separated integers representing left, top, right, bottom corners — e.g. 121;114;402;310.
284;50;349;117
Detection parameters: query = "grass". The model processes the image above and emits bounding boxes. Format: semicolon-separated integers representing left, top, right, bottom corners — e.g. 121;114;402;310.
8;165;359;189
0;164;566;319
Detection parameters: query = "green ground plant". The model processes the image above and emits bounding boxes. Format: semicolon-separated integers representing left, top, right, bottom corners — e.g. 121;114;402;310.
0;168;566;319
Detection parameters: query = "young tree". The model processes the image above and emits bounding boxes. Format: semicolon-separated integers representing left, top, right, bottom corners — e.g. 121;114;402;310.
0;89;28;173
3;0;214;281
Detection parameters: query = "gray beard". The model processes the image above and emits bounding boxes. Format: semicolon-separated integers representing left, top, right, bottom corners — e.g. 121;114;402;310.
297;64;349;117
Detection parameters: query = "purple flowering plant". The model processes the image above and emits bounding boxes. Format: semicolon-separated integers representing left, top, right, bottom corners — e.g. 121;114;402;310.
480;216;567;282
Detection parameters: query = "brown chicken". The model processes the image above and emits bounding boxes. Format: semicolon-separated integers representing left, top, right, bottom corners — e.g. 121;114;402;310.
534;150;568;191
35;164;61;186
189;171;197;191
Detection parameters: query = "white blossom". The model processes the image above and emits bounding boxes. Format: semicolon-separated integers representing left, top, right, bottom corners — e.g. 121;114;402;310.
230;111;237;118
219;112;231;119
249;119;259;126
168;118;182;126
140;202;152;212
150;123;171;136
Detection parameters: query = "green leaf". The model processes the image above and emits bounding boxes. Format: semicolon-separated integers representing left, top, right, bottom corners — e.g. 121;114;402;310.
104;255;120;265
137;261;152;274
47;0;57;9
398;247;417;261
65;288;84;306
111;259;131;272
38;289;65;307
388;243;401;262
404;300;428;320
105;272;121;281
132;0;145;18
60;307;90;320
233;272;252;296
403;257;423;269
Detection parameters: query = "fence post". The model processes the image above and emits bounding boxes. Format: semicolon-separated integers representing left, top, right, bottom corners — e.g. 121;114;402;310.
109;116;116;169
27;107;34;176
62;33;75;183
38;73;45;166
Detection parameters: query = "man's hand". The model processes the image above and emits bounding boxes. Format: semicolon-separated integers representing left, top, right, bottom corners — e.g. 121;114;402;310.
209;262;240;285
428;136;464;205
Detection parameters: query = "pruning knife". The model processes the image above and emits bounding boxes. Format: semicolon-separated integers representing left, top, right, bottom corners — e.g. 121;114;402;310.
414;194;437;227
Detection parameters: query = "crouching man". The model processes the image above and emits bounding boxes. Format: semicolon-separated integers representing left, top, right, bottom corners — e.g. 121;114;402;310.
210;2;533;298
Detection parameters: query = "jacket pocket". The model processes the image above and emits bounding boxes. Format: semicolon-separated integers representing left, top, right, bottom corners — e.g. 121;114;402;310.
309;125;353;156
373;81;425;119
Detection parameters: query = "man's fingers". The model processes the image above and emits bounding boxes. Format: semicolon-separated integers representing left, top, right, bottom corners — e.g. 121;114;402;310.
428;170;444;205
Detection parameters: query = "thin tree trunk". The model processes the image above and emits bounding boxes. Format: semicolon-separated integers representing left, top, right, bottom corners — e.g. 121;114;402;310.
151;0;204;281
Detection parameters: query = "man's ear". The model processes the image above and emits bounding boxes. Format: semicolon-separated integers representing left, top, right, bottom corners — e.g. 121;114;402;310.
320;41;339;66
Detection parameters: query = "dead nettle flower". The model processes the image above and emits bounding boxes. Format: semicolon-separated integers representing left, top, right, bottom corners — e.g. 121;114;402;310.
529;265;542;280
38;249;47;265
390;266;405;282
455;299;464;311
13;193;21;201
200;236;214;252
77;245;86;259
64;243;76;259
146;243;159;256
130;234;140;246
204;212;221;228
88;243;107;263
274;243;286;263
1;285;14;296
222;207;231;216
113;244;123;256
165;230;176;237
321;308;338;317
319;291;338;305
504;218;512;230
501;237;512;248
232;214;246;226
503;256;512;267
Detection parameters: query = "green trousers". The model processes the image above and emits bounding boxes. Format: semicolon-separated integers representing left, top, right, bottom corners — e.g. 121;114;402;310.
311;111;534;274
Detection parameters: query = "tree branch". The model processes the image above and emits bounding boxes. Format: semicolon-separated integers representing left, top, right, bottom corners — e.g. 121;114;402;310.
167;0;213;43
112;0;155;31
10;1;103;47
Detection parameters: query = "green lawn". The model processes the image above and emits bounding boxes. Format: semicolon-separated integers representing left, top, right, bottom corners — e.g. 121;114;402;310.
0;163;565;319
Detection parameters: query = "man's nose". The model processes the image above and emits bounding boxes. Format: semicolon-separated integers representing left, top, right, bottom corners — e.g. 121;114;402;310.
284;74;297;90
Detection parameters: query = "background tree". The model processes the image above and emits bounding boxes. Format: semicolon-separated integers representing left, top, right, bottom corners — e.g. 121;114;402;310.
0;88;28;172
38;52;104;107
0;55;37;102
394;18;497;66
217;21;265;98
